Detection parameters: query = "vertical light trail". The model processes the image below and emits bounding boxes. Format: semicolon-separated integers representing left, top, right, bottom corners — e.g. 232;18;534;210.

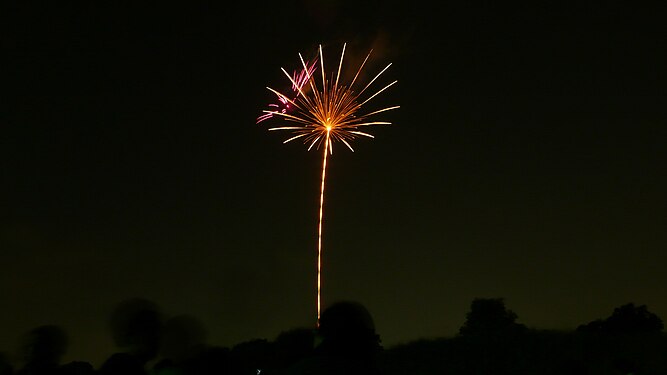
317;130;331;325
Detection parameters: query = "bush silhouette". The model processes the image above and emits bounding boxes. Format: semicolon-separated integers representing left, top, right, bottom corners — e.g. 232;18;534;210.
459;298;525;336
577;303;663;333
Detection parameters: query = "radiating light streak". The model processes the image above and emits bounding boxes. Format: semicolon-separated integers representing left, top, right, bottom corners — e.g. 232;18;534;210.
256;59;317;124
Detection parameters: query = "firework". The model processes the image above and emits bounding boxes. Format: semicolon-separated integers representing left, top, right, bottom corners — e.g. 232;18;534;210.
259;43;399;324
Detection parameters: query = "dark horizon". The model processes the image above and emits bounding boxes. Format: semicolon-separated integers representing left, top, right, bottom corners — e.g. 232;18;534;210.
2;1;666;366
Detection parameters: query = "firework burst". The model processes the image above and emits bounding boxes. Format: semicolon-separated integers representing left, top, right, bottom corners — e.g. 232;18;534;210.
258;43;399;324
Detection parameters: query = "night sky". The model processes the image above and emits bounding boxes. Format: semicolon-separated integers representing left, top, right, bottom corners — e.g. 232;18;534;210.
2;1;666;366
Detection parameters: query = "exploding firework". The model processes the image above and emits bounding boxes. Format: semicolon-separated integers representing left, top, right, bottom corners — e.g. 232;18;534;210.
258;43;399;324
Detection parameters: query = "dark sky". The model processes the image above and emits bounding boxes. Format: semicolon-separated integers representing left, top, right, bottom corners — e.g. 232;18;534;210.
2;1;666;366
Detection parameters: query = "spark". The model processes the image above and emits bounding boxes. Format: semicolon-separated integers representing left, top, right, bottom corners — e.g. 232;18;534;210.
258;43;399;325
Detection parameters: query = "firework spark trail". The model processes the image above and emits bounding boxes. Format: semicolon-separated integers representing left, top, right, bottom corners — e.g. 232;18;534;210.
317;131;330;323
256;59;317;124
259;43;398;325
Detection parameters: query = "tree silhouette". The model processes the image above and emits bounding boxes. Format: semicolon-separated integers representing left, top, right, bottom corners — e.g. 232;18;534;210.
578;303;664;333
459;298;525;336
